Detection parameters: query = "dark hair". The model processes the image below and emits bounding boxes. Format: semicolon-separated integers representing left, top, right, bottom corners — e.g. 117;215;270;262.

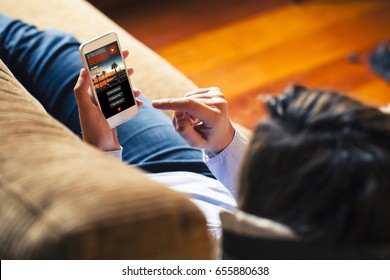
238;86;390;244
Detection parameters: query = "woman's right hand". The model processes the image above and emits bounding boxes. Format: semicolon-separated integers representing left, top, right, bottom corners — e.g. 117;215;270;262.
152;87;235;154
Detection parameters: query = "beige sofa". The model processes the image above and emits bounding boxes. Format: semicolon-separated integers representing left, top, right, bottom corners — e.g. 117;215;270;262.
0;0;223;259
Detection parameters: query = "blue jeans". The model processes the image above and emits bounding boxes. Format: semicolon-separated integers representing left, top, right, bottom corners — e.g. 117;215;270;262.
0;15;213;177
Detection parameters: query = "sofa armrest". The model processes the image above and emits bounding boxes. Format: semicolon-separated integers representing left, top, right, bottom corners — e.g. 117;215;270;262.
0;59;211;259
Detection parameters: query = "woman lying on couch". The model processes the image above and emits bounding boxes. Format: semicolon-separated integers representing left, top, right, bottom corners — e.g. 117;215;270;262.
1;14;390;259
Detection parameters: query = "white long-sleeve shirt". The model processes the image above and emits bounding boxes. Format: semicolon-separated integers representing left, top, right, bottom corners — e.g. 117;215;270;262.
106;129;249;234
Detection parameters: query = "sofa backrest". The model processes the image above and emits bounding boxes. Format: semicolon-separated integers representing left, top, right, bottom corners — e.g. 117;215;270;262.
0;59;211;259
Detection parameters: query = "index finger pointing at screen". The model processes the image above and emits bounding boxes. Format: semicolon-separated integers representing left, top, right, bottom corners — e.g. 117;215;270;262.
152;98;216;124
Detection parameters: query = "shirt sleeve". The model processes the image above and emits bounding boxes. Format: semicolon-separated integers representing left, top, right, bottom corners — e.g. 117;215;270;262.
103;146;123;160
202;128;249;199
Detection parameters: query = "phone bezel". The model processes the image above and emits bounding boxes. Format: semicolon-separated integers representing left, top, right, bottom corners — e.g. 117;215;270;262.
79;32;138;128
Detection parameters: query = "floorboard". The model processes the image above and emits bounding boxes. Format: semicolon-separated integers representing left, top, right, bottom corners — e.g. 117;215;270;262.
91;0;390;129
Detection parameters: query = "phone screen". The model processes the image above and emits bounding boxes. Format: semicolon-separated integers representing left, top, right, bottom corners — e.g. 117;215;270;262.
84;41;135;118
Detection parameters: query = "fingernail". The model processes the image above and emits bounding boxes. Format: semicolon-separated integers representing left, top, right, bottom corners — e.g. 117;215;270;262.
80;68;88;77
175;111;185;119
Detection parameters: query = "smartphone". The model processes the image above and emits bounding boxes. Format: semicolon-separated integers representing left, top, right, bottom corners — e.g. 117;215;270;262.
79;32;138;128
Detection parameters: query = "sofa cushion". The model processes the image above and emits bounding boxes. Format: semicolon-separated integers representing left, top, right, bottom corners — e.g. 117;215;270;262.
0;59;210;259
220;210;390;259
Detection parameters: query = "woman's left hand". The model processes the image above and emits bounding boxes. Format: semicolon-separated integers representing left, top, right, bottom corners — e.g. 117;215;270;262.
73;50;143;151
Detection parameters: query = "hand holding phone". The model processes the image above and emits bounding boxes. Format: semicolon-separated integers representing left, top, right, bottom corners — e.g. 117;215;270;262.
74;65;143;151
74;69;121;151
79;32;138;128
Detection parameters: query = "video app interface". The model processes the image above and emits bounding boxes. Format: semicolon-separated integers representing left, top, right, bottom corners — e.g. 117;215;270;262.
85;41;135;118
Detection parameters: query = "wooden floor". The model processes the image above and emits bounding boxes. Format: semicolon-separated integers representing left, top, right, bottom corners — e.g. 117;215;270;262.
92;0;390;129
